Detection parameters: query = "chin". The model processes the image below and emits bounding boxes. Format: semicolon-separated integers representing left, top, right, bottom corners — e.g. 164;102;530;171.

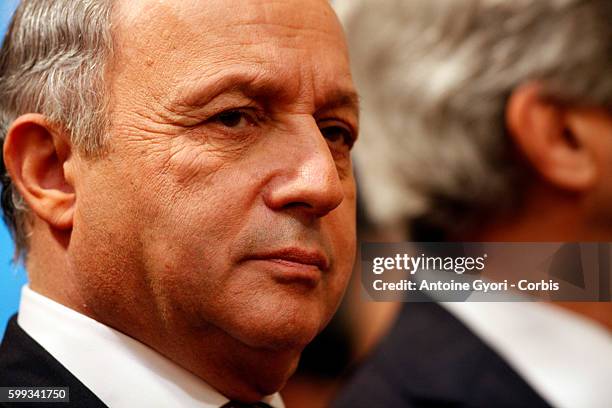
255;358;301;396
250;321;321;351
223;296;329;352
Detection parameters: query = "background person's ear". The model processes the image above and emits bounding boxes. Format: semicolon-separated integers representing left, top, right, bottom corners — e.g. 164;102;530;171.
506;82;598;192
3;114;76;230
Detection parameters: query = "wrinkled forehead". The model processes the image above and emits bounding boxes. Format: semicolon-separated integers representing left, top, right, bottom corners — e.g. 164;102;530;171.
113;0;346;58
110;0;352;105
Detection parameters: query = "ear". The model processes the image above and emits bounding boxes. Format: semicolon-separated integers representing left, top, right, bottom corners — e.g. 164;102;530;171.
506;82;597;192
3;114;76;230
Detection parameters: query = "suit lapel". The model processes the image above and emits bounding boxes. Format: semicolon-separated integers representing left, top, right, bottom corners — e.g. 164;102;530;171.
382;303;553;407
0;314;107;407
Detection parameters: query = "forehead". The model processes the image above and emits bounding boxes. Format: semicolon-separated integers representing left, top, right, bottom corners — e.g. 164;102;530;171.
112;0;353;105
116;0;341;36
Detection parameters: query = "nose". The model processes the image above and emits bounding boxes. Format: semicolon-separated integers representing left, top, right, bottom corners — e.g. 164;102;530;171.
263;118;345;218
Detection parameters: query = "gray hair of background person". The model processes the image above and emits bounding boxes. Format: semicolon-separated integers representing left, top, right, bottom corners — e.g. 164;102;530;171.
336;0;612;239
0;0;114;262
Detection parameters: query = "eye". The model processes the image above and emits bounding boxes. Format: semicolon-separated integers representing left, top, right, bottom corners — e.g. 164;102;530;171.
210;109;256;128
320;122;355;150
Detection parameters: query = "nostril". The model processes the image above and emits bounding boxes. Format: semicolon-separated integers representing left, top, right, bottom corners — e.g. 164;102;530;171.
263;176;345;218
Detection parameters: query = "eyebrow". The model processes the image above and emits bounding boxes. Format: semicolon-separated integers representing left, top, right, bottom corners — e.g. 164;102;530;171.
172;69;295;110
170;68;360;117
316;90;361;118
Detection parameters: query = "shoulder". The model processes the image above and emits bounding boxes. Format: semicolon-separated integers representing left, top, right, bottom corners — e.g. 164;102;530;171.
1;314;63;386
334;303;552;408
0;315;107;408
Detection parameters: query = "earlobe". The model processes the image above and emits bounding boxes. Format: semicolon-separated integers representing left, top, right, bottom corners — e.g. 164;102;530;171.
505;82;597;192
3;114;76;231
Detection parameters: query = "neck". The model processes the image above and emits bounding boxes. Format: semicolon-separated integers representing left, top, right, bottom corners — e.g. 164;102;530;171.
470;184;593;242
555;302;612;332
133;320;299;402
468;185;612;332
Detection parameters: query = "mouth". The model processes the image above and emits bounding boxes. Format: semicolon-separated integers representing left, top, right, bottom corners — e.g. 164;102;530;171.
244;247;330;286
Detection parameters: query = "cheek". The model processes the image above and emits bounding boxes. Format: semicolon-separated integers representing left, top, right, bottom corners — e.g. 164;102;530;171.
164;138;226;186
68;166;170;328
324;199;357;306
132;174;259;310
331;192;357;263
137;187;246;288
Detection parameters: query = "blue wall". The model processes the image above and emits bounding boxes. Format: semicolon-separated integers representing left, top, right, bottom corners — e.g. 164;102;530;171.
0;226;26;338
1;0;25;338
0;0;19;26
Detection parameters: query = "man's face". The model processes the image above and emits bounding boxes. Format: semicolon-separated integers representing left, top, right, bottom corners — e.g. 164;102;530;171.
69;0;358;352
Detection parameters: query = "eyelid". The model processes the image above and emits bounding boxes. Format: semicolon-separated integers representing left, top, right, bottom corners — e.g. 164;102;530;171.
318;119;358;144
206;104;265;125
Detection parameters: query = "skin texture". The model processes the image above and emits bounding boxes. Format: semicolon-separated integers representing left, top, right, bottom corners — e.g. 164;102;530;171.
4;0;358;402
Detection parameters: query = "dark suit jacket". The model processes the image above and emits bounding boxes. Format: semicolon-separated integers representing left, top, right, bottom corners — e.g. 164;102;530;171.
0;314;107;407
334;303;553;408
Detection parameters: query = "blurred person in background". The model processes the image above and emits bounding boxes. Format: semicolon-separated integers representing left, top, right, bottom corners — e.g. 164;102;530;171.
333;0;612;407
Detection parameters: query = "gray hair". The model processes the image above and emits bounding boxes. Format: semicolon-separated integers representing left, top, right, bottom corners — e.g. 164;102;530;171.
336;0;612;238
0;0;114;262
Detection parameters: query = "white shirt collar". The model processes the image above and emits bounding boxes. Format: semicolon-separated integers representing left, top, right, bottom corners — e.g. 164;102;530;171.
17;285;284;408
441;302;612;408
